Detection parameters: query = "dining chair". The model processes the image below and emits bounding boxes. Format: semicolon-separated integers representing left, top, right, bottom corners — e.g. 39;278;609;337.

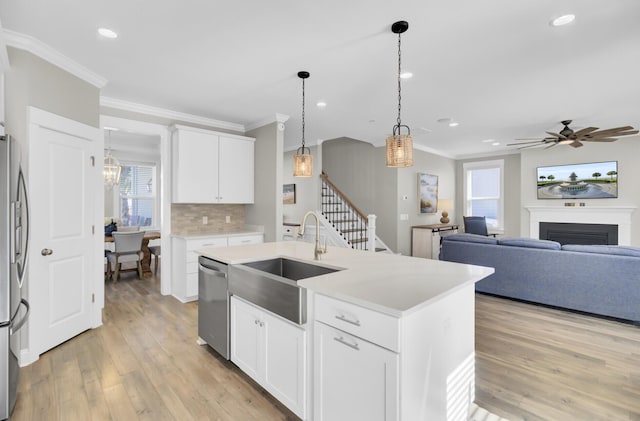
149;245;161;274
106;231;145;281
463;216;490;236
117;226;140;232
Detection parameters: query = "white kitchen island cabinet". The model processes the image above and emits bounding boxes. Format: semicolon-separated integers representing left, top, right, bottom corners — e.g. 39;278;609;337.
230;296;307;419
171;125;254;204
196;241;494;421
314;321;398;421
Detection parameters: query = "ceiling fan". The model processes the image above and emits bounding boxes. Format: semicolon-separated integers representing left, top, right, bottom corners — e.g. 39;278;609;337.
508;120;639;150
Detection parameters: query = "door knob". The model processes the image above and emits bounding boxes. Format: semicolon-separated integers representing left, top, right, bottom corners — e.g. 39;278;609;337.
41;248;53;256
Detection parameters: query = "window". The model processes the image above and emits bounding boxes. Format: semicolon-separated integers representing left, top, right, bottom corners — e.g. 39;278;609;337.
463;159;504;230
119;163;156;228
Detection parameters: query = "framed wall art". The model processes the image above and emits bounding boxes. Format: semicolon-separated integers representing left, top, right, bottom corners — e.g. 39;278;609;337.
418;173;438;214
283;183;296;204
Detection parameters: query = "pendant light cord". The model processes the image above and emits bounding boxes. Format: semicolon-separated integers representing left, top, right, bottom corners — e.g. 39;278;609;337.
397;31;402;128
301;77;306;151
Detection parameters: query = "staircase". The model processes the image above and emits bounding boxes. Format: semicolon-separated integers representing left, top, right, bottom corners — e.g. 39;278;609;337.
320;172;390;253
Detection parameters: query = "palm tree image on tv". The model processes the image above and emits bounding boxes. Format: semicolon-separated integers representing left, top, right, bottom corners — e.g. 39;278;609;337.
536;161;617;199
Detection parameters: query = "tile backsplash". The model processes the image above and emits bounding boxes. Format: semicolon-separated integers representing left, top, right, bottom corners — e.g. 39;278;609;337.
172;204;246;235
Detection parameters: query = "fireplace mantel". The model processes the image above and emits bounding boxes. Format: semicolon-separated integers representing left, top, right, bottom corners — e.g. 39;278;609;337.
526;205;636;245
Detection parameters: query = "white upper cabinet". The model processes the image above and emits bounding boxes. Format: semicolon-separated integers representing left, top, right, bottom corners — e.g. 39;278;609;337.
171;125;254;204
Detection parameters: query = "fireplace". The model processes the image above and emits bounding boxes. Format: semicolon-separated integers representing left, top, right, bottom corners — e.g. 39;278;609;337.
526;205;635;246
539;222;618;245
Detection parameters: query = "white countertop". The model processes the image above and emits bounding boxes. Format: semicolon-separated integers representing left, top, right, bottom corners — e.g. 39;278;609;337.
172;230;264;240
196;241;494;317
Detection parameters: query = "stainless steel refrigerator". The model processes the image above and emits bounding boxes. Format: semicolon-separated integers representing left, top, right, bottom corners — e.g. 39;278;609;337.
0;134;30;420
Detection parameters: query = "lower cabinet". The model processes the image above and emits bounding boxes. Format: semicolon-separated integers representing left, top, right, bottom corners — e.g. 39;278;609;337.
313;321;398;421
230;296;306;418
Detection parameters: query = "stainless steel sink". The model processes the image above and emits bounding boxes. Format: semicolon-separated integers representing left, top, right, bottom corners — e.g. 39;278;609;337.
228;258;342;324
241;257;340;280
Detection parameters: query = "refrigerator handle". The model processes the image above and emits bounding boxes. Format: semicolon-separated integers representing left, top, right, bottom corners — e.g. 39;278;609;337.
16;167;29;289
10;299;30;335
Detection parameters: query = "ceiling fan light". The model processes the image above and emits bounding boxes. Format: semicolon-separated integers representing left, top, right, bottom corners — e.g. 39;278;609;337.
386;134;413;167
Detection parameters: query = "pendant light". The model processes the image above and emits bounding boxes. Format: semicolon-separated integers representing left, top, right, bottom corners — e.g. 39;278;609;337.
293;71;313;177
386;20;413;168
104;129;122;189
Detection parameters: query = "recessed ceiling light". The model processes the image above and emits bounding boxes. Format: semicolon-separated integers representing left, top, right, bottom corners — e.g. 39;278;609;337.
449;122;459;127
437;117;452;124
492;142;500;146
551;14;575;27
316;101;327;108
400;72;413;79
481;139;495;143
419;127;432;133
98;27;118;39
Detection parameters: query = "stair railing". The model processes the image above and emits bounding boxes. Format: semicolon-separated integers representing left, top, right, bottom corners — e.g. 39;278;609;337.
320;171;373;251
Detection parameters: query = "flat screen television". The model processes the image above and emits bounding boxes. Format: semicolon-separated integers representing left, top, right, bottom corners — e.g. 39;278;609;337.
536;161;618;199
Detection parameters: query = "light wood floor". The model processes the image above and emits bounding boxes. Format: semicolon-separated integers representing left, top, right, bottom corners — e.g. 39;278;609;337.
475;294;640;421
11;274;640;420
12;272;299;421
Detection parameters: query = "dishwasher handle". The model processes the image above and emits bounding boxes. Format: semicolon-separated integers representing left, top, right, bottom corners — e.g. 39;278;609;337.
198;257;228;278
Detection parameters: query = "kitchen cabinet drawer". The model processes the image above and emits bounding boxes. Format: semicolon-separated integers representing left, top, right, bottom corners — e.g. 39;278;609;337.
315;293;400;352
228;234;263;246
188;237;228;251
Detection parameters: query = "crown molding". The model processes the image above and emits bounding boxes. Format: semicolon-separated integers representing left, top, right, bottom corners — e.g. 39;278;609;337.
245;113;290;132
3;29;107;88
0;20;10;71
100;96;246;132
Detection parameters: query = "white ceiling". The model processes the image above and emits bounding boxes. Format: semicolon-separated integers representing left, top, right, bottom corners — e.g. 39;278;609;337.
1;0;639;158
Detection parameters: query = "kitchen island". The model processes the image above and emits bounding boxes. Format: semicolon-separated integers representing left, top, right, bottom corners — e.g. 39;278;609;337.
197;241;494;421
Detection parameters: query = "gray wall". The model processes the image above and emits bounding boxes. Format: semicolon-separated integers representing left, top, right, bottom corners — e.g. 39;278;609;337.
5;47;100;156
455;153;521;238
396;148;457;256
282;145;321;224
322;139;457;254
246;122;283;242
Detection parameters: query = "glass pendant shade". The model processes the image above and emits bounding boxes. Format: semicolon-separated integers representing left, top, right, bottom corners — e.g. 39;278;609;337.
293;146;313;177
386;133;413;167
104;150;122;189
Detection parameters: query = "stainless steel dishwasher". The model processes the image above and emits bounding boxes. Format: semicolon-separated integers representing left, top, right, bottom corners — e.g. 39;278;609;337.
198;256;229;359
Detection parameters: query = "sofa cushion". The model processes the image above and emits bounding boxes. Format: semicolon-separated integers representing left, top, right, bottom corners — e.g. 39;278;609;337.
498;237;561;250
442;233;498;245
561;244;640;257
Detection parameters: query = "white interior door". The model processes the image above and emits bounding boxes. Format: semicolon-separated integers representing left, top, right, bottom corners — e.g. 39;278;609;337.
28;108;101;359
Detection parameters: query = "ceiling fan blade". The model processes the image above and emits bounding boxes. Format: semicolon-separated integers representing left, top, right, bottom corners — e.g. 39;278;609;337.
507;140;543;146
582;138;619;142
546;131;567;139
518;143;546;150
585;126;636;137
572;127;599;137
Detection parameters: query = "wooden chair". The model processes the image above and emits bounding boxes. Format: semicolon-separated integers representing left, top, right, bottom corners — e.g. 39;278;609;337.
106;231;145;281
149;245;161;274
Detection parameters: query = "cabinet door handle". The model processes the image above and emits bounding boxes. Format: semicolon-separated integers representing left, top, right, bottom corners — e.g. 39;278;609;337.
335;314;360;327
334;336;359;351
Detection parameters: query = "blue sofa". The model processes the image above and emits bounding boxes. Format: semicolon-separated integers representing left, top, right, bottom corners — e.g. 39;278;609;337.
440;233;640;323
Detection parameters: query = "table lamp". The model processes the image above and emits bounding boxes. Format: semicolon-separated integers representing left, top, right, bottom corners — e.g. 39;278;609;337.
438;199;454;224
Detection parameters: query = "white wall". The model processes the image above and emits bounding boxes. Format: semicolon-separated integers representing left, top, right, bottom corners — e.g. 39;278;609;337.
520;140;640;245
